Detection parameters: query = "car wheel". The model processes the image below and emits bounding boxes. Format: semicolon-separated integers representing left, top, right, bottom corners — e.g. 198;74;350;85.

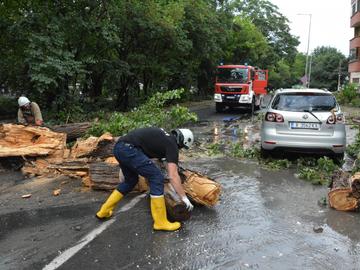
332;153;345;164
215;103;225;113
260;147;271;159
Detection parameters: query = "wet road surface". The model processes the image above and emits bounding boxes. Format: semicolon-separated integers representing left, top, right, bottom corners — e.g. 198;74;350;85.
1;103;360;270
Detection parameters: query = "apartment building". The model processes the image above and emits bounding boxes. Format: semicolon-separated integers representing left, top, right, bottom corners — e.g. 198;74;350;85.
350;0;360;83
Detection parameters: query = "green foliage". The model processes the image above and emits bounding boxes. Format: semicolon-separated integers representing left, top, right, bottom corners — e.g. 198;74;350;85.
0;0;300;119
88;89;197;136
206;143;222;156
261;158;291;170
310;46;348;91
297;157;338;185
346;126;360;158
230;143;260;159
336;83;360;106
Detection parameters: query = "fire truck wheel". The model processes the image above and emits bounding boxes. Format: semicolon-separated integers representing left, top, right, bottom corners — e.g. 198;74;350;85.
215;103;225;113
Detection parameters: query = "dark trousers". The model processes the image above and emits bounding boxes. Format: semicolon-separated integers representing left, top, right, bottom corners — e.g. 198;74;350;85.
113;141;164;196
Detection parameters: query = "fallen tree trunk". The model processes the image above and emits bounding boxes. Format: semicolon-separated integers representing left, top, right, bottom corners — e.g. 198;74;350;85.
328;170;360;211
51;122;92;142
0;124;66;158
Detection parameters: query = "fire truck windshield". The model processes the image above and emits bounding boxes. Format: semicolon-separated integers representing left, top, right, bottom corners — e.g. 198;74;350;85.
217;68;248;83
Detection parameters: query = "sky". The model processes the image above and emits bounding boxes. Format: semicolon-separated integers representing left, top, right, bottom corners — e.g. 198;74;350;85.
270;0;352;56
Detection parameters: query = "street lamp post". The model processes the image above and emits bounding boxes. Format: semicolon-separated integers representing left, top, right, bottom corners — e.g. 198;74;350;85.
297;13;312;88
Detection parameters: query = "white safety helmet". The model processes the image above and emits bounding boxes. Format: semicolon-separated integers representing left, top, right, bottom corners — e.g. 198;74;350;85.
171;128;194;149
18;96;30;107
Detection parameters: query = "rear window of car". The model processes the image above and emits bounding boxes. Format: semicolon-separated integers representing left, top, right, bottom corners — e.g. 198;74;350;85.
271;92;337;112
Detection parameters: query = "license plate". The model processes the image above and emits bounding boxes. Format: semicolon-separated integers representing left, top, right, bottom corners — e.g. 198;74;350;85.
289;122;320;129
226;95;235;99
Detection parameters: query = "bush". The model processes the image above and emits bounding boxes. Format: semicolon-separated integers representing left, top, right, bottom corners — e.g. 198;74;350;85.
337;83;359;106
88;89;198;136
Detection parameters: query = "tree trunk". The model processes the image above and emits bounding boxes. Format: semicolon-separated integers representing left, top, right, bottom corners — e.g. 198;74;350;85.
0;124;66;158
70;133;116;159
89;162;119;190
51;122;92;142
328;170;360;211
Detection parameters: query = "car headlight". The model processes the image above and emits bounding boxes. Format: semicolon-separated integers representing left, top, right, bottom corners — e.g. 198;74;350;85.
214;93;222;102
240;95;251;102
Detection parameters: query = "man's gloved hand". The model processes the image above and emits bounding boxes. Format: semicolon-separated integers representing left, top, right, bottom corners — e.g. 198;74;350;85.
181;196;194;211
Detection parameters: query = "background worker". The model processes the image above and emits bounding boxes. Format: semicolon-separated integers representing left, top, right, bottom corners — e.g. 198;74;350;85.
96;127;194;231
17;96;43;126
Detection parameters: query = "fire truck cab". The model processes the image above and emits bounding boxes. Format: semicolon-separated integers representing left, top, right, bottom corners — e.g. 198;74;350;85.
214;65;268;112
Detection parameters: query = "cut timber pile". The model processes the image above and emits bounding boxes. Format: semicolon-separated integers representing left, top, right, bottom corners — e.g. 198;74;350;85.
1;124;221;221
328;170;360;211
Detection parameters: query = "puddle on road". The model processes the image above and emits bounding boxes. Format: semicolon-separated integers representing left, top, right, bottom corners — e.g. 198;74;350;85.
173;156;360;270
172;119;360;269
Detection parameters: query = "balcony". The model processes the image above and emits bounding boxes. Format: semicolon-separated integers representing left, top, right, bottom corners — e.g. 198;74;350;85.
350;36;360;49
351;12;360;28
349;60;360;73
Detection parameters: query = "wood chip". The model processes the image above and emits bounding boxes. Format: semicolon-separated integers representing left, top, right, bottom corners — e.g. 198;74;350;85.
53;189;61;196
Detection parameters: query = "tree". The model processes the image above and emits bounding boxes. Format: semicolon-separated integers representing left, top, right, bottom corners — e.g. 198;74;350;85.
310;46;348;91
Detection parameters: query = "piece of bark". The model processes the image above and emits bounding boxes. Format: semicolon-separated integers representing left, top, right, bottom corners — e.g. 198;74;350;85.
51;122;92;142
351;172;360;199
0;124;66;158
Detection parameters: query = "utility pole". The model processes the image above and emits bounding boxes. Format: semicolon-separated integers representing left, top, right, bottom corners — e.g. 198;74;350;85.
337;59;342;91
308;54;312;88
297;13;312;88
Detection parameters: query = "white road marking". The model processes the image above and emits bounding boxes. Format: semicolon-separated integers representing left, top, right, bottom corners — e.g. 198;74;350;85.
42;194;146;270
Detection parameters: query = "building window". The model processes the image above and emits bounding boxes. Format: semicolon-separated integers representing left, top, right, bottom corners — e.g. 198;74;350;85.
352;78;360;83
355;27;360;37
350;48;358;61
353;3;357;15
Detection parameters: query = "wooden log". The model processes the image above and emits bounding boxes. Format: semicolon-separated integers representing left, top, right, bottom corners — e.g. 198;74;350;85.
51;122;92;142
179;168;221;207
328;170;359;211
0;124;67;158
89;162;119;190
70;133;116;159
164;182;191;222
351;172;360;199
328;188;358;211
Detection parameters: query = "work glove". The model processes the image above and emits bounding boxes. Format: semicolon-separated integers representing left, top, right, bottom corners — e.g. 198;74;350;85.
181;196;194;211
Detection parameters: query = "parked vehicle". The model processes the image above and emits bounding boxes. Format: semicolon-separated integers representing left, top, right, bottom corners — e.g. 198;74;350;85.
214;65;268;112
260;88;346;158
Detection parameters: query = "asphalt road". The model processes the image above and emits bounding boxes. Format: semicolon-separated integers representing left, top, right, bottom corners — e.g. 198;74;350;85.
1;102;360;270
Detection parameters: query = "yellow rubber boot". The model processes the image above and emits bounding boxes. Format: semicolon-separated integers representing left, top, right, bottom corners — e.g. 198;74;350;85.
151;195;181;231
96;190;123;219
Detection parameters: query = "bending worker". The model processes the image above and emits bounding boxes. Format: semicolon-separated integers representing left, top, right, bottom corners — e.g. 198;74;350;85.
96;127;194;231
17;96;43;126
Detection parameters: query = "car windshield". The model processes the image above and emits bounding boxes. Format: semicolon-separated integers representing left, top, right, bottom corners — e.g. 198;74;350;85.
271;92;337;112
217;68;248;83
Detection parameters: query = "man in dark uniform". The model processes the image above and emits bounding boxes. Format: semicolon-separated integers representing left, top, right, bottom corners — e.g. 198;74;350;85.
96;127;194;231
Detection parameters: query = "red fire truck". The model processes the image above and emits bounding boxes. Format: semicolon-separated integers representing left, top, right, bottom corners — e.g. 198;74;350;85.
214;65;268;112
